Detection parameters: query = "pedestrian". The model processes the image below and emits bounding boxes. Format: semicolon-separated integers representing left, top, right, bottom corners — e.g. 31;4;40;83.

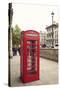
12;45;17;56
18;45;20;55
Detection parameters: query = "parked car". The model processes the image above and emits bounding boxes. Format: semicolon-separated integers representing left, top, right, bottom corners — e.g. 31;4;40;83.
42;44;46;48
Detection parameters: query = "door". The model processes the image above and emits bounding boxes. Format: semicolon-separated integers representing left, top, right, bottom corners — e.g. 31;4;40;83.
27;40;37;74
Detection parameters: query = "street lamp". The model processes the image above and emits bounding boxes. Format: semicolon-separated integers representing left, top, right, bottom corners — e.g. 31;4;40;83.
8;3;13;86
51;11;54;48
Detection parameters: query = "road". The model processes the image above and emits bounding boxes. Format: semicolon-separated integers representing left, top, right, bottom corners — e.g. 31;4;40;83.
10;54;58;87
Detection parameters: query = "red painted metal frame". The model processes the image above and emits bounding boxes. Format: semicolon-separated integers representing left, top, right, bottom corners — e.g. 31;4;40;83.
20;30;40;83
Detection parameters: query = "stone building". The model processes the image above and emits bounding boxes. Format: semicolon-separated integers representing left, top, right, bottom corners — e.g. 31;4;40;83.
40;31;47;47
46;23;58;48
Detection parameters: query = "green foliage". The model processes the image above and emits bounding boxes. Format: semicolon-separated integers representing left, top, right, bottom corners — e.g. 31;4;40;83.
12;25;21;47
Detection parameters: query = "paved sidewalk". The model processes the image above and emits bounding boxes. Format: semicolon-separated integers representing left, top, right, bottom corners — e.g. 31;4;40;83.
10;54;58;87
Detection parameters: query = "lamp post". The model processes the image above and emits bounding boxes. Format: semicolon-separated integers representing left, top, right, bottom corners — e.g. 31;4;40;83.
51;11;54;48
8;3;13;86
8;3;13;58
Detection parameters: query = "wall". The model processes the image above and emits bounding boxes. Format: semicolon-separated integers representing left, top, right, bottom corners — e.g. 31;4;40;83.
40;48;58;62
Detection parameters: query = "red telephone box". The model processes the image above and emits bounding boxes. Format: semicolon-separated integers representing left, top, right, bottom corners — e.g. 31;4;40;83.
20;30;40;83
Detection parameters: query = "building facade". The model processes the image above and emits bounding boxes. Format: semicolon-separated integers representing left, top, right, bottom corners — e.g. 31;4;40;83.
40;31;47;47
46;23;58;48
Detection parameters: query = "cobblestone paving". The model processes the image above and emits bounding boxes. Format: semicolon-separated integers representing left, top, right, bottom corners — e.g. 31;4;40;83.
10;54;58;87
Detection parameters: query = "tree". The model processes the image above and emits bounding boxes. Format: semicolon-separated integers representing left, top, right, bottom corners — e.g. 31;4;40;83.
12;25;21;47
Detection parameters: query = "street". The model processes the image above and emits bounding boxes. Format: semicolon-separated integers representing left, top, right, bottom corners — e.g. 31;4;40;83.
10;54;58;87
8;2;59;87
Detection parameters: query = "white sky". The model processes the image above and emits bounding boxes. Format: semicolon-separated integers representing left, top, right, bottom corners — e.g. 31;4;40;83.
12;2;60;32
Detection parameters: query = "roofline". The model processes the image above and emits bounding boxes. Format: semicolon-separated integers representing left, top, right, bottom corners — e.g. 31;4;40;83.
46;23;58;29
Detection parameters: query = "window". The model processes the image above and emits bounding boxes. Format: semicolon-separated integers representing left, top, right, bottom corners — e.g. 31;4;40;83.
27;40;37;74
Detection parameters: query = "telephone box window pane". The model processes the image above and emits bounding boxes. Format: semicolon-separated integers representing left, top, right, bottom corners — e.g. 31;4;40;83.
27;40;37;74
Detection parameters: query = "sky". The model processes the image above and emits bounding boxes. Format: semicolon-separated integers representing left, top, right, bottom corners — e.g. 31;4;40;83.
12;2;60;32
